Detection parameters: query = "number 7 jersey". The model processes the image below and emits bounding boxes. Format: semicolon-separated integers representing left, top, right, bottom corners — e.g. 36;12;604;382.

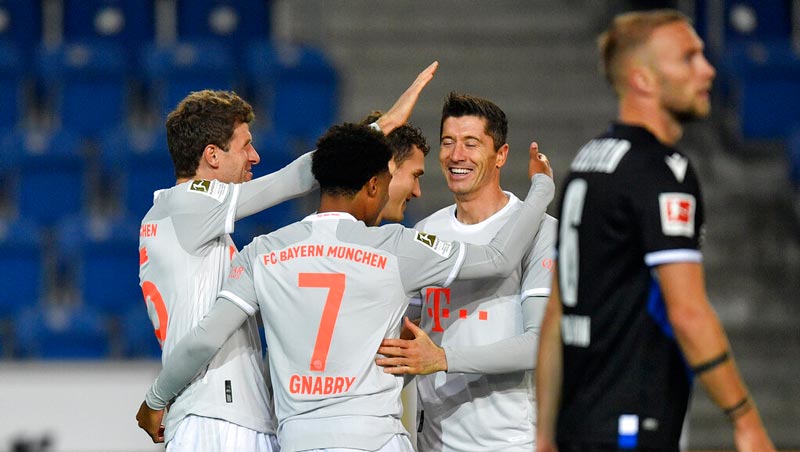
218;212;468;452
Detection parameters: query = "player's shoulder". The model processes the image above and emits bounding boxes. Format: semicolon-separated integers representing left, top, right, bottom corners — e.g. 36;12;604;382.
415;204;456;231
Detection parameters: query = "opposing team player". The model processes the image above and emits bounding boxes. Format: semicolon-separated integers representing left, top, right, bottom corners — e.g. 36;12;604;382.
137;62;439;451
136;121;555;451
535;10;775;452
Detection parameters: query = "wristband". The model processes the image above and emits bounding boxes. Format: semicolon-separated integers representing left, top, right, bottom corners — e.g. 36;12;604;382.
691;351;729;375
723;396;751;421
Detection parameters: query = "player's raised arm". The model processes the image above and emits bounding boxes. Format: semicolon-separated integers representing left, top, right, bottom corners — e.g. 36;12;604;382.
456;143;554;280
375;61;438;135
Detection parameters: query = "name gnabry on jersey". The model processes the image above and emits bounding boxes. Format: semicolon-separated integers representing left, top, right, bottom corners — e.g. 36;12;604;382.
260;244;388;270
288;374;356;395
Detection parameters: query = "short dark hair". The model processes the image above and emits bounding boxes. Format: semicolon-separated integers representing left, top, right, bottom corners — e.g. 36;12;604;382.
165;90;255;179
360;111;430;165
312;123;392;197
440;92;508;151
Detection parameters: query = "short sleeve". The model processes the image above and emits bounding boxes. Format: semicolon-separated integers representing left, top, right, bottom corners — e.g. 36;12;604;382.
633;154;704;266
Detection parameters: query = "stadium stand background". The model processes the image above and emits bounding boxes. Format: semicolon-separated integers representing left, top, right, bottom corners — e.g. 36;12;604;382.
0;0;797;450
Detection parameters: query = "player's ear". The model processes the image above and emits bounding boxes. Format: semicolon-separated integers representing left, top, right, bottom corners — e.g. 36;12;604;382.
203;144;220;169
628;64;656;96
366;175;380;197
495;143;509;168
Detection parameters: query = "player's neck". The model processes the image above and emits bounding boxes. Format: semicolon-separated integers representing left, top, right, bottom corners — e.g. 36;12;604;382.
619;99;683;146
318;193;365;222
453;186;509;225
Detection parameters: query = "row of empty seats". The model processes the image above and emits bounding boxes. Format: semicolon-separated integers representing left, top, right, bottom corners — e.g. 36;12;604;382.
1;38;339;145
0;1;337;359
0;0;271;60
0;124;303;224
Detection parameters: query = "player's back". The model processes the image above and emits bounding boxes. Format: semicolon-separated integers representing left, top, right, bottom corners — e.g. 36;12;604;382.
139;180;275;441
228;212;462;451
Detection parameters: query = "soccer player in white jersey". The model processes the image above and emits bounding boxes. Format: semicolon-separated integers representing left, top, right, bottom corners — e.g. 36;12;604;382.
376;92;557;451
136;121;555;451
136;62;440;451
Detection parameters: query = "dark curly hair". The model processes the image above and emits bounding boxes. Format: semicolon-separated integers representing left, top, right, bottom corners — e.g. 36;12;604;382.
440;92;507;151
312;123;392;197
360;111;430;165
165;90;255;179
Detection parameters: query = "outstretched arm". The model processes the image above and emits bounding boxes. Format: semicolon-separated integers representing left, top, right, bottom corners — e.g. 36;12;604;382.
136;299;249;443
236;151;317;220
377;297;546;375
374;61;439;135
658;263;775;452
457;143;554;280
236;61;439;220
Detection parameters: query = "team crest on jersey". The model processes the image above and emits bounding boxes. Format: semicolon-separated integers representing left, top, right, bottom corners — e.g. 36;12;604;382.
665;153;688;183
188;179;229;202
414;231;453;257
658;192;695;237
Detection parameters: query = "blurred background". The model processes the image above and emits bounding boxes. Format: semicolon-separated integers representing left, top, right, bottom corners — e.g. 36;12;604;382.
0;0;797;451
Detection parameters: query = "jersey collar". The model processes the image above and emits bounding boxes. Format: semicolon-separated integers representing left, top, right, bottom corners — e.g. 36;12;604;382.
302;212;358;222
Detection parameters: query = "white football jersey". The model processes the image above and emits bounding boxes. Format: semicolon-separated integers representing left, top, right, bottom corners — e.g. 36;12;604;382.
412;193;557;452
139;179;275;442
219;212;468;452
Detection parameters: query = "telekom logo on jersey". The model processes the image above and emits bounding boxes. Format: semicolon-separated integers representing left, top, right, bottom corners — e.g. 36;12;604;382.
425;288;488;332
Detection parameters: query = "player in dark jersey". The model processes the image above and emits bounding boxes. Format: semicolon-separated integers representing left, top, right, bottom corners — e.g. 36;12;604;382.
535;10;774;452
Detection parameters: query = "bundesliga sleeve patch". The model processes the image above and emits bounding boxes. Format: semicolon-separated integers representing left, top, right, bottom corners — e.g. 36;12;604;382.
659;192;696;238
188;179;229;202
414;231;454;257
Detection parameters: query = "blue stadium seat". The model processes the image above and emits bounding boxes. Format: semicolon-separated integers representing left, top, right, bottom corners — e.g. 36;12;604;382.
141;40;238;120
245;41;338;146
100;125;173;219
721;40;800;140
0;0;42;69
56;214;141;317
724;0;792;43
120;305;161;359
176;0;270;50
62;0;155;63
0;42;24;128
36;41;129;138
0;127;87;225
0;218;45;319
14;304;110;359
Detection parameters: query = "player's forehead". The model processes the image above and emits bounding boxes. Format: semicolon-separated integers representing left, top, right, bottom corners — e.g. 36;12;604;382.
441;115;491;141
398;146;426;170
230;121;252;144
647;20;702;59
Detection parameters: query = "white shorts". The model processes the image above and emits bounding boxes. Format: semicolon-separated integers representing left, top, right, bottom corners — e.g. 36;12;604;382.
167;415;279;452
304;434;414;452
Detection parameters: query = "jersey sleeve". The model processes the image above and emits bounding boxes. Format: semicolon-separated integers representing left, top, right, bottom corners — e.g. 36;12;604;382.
444;297;543;373
235;151;318;220
633;154;704;267
170;179;241;251
217;240;261;316
145;298;251;410
520;215;557;301
458;173;554;280
391;225;467;296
